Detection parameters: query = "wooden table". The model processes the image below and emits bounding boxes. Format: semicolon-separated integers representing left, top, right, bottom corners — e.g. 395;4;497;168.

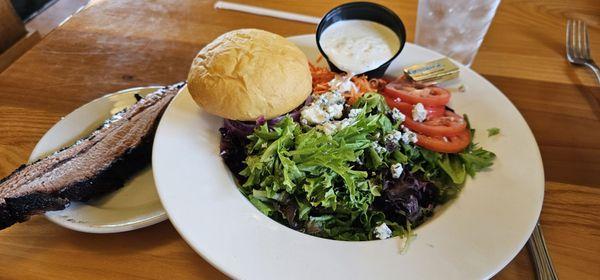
0;0;598;279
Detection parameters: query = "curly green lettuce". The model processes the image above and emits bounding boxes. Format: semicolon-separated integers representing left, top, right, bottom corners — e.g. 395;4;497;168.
235;93;495;240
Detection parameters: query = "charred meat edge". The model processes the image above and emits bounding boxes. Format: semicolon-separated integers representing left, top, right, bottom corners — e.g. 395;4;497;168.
0;82;184;230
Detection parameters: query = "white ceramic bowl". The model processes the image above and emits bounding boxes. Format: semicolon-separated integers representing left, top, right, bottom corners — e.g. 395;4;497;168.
152;35;544;279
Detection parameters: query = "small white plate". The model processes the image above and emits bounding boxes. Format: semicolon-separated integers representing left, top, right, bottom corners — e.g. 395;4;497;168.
30;86;168;233
153;36;544;279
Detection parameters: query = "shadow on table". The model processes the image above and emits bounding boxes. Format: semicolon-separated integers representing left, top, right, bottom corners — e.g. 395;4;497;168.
1;217;229;278
54;219;178;252
57;219;229;278
524;26;600;120
565;69;600;121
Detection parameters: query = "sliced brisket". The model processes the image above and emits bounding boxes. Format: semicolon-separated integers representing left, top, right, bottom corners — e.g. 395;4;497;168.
0;82;184;230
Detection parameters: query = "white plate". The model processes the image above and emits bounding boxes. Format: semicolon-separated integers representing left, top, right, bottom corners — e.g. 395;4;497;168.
152;35;544;279
31;87;168;233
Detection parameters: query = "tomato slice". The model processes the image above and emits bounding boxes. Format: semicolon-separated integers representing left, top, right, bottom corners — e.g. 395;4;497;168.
384;96;445;119
416;129;471;153
403;110;467;137
383;82;450;106
423;105;445;119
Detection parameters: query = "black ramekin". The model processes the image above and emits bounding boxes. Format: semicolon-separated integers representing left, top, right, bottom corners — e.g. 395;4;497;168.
316;2;406;78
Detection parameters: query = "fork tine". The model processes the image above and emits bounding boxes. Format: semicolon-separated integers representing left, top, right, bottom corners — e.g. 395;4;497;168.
570;19;578;58
582;21;591;59
566;19;574;59
576;20;583;59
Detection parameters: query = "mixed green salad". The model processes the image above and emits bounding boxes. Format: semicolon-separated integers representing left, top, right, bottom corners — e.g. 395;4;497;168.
219;72;495;242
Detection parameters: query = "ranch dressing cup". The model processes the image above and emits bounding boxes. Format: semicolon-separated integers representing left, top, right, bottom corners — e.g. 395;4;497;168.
320;20;400;75
316;2;406;78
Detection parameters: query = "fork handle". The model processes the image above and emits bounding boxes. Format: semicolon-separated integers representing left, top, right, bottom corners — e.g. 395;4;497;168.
527;223;559;280
579;62;600;122
584;62;600;84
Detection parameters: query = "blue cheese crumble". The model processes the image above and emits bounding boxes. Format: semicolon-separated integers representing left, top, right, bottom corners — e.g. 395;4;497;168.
300;104;329;125
371;142;387;154
412;103;427;122
374;223;392;240
390;163;404;178
384;130;403;147
401;127;418;144
391;108;405;123
348;108;363;118
300;91;345;125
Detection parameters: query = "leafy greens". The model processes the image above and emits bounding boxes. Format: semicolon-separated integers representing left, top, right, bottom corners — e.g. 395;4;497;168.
222;93;496;241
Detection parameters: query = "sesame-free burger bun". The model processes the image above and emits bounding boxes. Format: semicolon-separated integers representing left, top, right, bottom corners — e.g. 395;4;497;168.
187;29;312;121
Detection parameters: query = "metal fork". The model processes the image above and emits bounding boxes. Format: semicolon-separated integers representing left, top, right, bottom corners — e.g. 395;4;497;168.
567;19;600;83
527;222;558;279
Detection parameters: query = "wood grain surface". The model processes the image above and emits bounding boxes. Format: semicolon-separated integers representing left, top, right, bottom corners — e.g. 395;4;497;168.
0;0;599;279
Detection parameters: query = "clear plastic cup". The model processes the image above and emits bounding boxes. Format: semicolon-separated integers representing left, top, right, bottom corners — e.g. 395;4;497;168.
414;0;501;67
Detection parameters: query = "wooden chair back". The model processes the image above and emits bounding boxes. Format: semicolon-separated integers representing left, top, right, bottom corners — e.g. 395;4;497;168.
0;0;27;53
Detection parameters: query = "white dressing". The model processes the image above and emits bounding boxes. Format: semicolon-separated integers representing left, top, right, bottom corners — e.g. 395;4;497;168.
320;20;400;74
328;74;357;93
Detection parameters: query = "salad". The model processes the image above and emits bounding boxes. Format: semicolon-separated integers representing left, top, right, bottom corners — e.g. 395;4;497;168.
219;64;495;242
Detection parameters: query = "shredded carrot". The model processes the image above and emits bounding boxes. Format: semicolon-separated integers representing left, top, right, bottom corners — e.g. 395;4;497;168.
309;62;388;105
316;54;324;63
309;63;335;94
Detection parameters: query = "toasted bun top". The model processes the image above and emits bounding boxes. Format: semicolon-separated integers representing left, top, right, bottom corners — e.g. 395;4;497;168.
187;29;312;121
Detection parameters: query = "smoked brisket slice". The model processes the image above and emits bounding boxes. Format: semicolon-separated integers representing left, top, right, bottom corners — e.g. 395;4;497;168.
0;82;185;230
